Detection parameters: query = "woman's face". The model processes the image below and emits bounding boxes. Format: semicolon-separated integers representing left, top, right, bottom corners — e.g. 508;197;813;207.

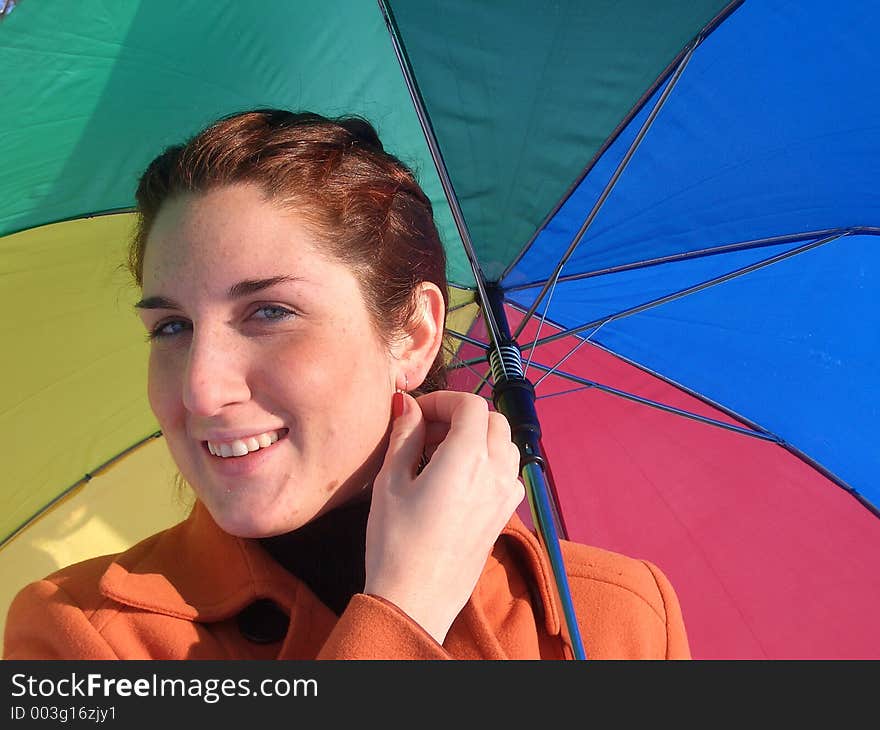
139;184;398;537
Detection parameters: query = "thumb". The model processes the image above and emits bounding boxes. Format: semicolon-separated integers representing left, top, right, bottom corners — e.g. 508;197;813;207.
382;392;425;482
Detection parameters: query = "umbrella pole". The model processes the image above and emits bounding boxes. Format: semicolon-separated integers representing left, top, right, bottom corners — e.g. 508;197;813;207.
379;0;586;659
483;285;587;660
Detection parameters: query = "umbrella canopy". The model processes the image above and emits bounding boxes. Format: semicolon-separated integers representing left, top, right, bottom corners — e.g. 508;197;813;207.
1;0;878;658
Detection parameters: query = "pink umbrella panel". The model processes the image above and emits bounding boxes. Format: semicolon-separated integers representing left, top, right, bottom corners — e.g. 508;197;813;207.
447;307;880;659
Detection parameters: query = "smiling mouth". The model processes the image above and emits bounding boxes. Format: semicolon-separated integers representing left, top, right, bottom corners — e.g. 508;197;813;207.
205;428;288;458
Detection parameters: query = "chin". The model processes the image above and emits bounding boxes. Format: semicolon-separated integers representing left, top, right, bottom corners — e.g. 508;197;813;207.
208;508;292;539
195;491;303;539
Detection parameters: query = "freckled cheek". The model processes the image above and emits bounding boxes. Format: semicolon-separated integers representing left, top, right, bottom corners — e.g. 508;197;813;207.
268;335;335;381
267;341;383;430
146;349;186;427
261;350;332;421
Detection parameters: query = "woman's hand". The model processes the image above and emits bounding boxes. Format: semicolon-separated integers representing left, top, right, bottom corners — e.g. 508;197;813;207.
364;390;525;645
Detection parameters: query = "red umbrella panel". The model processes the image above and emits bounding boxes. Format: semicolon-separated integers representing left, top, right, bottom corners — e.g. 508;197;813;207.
447;307;880;659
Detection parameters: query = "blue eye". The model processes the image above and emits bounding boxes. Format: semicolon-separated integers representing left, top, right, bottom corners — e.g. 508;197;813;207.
252;305;294;322
148;320;190;341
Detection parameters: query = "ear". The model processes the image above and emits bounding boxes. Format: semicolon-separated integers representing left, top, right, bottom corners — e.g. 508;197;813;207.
393;282;445;391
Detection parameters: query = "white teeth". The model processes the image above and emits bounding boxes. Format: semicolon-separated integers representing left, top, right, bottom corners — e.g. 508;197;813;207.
206;429;283;458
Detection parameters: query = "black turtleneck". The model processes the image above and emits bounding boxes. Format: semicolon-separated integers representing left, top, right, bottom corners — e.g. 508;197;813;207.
258;498;371;616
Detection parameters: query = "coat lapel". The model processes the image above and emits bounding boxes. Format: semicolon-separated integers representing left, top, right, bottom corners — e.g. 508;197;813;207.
98;499;563;657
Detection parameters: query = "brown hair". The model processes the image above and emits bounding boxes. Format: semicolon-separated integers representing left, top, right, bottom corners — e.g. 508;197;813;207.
129;109;448;393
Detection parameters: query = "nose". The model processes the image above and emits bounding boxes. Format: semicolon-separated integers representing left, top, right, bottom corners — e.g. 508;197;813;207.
182;328;251;417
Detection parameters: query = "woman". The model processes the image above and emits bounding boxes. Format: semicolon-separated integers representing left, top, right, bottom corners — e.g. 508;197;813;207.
3;110;689;659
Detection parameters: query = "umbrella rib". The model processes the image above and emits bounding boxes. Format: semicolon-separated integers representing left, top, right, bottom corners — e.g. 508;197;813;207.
519;231;847;352
450;347;777;442
443;328;494;395
504;227;880;293
442;309;495;395
510;32;702;343
466;364;493;398
447;357;495;400
527;361;778;442
582;339;880;519
522;273;561;380
443;317;495;395
499;0;746;283
535;385;593;401
1;207;136;239
379;0;509;373
446;353;489;370
447;300;474;314
444;329;488;350
459;357;496;396
446;284;475;314
533;321;607;389
0;431;163;549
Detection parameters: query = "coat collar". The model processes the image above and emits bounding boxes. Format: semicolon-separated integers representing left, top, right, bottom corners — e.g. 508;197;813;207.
99;500;561;636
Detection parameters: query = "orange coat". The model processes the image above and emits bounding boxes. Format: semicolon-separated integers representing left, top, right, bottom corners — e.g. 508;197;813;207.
3;501;690;660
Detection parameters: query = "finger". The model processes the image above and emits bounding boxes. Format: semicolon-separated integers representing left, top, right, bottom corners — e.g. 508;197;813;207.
486;411;521;477
420;422;448;467
510;476;527;512
423;420;451;447
486;410;512;448
381;392;426;482
415;391;490;448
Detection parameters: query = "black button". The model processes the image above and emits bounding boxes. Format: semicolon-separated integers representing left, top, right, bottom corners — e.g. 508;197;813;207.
236;599;290;644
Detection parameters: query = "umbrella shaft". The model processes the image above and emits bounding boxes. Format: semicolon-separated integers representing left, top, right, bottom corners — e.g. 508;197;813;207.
522;461;587;660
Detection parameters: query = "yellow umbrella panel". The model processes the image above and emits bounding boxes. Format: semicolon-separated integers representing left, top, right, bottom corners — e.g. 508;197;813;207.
0;214;181;635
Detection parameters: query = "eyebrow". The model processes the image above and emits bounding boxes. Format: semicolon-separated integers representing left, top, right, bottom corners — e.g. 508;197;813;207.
134;275;303;310
227;275;303;299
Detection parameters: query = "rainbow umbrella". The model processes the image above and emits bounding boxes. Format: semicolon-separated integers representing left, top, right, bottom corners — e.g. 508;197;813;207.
2;0;878;658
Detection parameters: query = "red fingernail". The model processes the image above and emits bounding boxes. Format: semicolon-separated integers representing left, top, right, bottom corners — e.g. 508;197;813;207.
392;391;404;419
